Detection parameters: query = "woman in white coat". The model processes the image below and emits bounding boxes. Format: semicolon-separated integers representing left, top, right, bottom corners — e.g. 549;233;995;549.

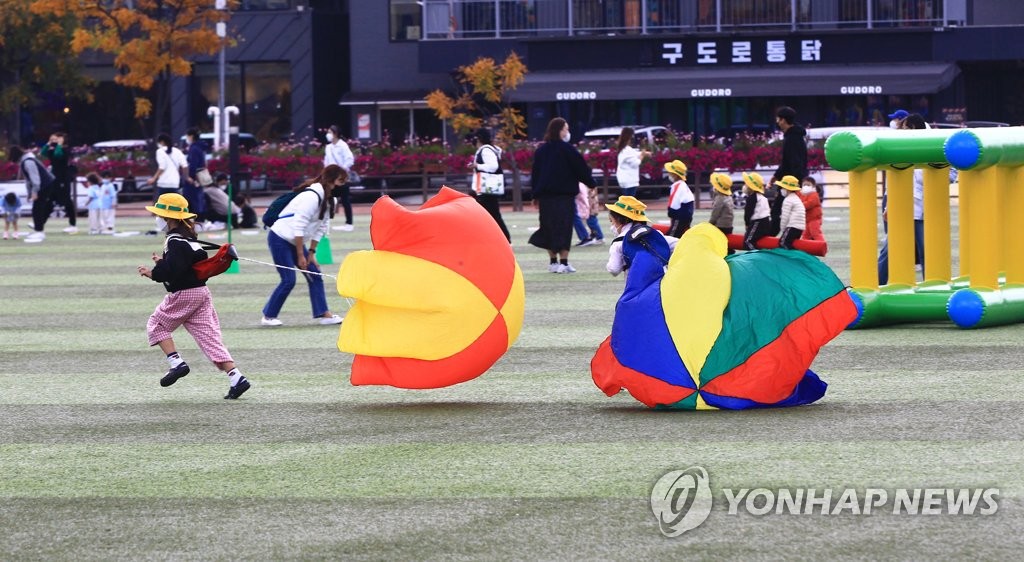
614;127;650;197
261;165;346;326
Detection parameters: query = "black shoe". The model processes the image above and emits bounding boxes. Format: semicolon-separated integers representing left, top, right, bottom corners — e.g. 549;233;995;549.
224;377;251;400
574;237;592;247
160;363;190;387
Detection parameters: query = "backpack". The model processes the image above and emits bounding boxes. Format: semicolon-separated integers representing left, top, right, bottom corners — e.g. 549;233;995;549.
262;188;321;228
192;239;238;281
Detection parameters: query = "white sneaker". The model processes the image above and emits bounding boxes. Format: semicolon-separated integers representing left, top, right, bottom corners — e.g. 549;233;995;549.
24;231;45;243
548;263;560;273
62;226;78;234
338;224;355;232
318;314;343;325
260;316;283;326
557;263;577;274
592;238;605;245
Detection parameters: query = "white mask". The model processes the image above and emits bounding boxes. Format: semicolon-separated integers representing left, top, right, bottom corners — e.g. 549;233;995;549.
326;132;335;142
561;131;571;143
155;217;168;231
801;185;815;194
889;119;901;129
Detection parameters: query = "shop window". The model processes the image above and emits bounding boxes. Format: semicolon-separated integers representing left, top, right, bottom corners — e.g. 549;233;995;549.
189;62;291;142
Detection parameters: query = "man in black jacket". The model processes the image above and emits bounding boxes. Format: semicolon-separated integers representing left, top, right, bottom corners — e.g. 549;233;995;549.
769;106;807;235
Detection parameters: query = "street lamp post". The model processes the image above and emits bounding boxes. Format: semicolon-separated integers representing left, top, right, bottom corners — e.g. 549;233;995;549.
216;0;227;151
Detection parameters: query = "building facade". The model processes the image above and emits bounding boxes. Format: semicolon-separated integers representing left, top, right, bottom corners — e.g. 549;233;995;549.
341;0;1024;142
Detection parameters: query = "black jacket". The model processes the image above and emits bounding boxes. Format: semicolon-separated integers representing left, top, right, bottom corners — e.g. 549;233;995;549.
773;124;808;182
150;229;208;293
530;140;596;198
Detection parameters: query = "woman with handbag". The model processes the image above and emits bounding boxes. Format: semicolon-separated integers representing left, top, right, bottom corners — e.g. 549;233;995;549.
469;128;510;242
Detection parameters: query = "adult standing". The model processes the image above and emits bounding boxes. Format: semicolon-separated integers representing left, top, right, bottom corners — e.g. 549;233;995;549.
8;144;55;243
41;131;78;234
769;106;808;236
528;117;596;273
878;113;946;285
183;128;208;220
145;133;189;201
261;164;346;327
614;127;650;197
469;128;510;242
324;125;355;231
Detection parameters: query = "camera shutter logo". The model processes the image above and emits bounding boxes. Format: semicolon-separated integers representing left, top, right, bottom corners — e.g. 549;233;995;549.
650;466;713;537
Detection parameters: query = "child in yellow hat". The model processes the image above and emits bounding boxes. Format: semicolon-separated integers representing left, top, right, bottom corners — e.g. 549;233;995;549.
137;193;252;400
605;195;675;277
664;160;693;237
741;172;771;250
708;172;734;237
776;175;806;249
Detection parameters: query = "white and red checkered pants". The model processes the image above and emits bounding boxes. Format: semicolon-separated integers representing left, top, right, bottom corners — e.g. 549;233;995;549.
147;286;233;364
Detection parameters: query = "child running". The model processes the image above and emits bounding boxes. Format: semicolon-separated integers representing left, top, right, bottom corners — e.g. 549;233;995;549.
137;193;251;399
742;172;771;250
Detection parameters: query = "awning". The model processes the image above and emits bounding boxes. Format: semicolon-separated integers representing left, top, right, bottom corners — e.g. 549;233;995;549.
511;63;960;102
338;91;429;107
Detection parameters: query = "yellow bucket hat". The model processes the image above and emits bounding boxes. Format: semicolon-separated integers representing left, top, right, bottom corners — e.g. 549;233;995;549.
146;193;197;220
710;172;733;195
742;171;765;193
776;175;801;191
663;160;688;178
606;195;650;222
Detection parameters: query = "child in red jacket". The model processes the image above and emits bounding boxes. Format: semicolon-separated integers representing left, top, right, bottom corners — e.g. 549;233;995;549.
799;177;824;242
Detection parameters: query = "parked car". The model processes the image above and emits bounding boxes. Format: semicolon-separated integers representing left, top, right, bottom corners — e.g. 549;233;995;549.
582;125;668;149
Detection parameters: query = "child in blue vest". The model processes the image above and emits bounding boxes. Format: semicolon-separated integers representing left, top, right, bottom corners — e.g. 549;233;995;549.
605;195;674;278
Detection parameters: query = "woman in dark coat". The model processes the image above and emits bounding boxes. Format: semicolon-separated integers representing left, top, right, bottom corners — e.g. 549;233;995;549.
528;118;596;273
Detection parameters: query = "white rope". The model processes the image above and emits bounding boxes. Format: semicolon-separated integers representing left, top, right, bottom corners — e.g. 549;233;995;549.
232;255;355;310
235;255;337;279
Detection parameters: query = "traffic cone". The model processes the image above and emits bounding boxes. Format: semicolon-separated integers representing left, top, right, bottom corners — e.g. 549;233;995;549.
316;235;334;265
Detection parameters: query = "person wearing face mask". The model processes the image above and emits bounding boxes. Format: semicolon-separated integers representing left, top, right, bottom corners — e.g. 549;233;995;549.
528;117;596;273
261;164;346;327
798;177;824;242
144;133;189;201
324;125;356;231
137;193;252;399
605;195;676;278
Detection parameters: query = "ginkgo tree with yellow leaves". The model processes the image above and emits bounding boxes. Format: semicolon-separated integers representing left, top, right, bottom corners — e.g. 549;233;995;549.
426;52;530;209
31;0;232;139
0;0;89;145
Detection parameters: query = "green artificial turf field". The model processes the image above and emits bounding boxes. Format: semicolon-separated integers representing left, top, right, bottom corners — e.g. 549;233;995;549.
1;205;1021;560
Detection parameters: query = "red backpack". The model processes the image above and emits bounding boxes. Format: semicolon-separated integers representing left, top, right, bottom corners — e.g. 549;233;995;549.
193;240;238;281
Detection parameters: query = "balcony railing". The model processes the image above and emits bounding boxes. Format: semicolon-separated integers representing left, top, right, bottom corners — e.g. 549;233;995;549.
421;0;964;39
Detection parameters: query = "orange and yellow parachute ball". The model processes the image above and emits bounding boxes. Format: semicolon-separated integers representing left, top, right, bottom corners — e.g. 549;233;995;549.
336;187;525;389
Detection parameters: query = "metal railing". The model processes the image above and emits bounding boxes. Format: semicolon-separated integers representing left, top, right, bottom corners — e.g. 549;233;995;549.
421;0;962;39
